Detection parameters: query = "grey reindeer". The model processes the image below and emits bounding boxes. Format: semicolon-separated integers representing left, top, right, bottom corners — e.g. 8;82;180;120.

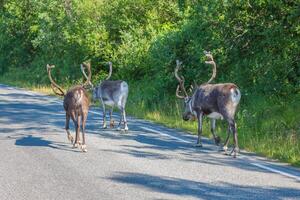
175;51;241;157
81;62;129;131
47;63;92;152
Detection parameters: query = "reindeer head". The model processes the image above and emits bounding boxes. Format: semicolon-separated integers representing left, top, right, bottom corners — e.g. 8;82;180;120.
174;60;196;121
81;62;112;102
91;84;101;102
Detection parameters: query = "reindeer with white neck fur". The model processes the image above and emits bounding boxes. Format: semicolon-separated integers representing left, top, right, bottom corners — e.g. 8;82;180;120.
175;51;241;157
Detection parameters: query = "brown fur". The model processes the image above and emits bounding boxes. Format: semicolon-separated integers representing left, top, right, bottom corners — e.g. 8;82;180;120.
47;64;91;152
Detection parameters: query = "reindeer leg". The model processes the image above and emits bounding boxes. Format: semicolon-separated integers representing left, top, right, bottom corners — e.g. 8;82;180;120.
65;113;73;144
195;111;203;147
76;114;82;147
210;119;220;145
101;99;107;129
222;126;231;154
117;107;124;131
118;96;128;131
123;108;128;131
229;121;239;158
70;112;79;148
109;107;114;128
220;112;232;154
80;112;88;152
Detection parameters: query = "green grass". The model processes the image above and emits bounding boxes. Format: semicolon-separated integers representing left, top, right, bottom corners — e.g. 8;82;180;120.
1;72;300;167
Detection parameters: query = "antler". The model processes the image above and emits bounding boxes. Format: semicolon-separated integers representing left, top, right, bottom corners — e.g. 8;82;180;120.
204;51;217;84
175;60;188;99
80;62;93;88
106;62;113;80
46;64;65;96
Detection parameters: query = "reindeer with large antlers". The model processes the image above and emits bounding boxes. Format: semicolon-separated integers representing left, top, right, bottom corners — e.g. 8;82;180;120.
81;62;129;131
46;63;92;152
175;51;241;157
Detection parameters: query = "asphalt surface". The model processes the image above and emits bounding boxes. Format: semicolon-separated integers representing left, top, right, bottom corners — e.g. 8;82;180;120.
0;84;299;200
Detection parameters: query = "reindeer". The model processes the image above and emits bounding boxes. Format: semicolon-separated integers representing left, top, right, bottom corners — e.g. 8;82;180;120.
175;51;241;157
81;62;129;131
46;63;92;152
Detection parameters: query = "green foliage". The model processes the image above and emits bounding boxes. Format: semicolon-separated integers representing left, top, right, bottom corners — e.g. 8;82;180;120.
0;0;299;165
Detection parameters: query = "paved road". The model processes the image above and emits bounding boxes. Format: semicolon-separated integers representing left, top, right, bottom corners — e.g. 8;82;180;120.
0;84;299;200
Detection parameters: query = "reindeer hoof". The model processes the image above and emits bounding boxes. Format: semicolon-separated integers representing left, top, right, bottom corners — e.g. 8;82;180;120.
214;136;221;145
73;143;79;148
67;135;74;144
124;127;129;131
194;143;203;148
230;147;239;158
81;145;87;152
231;152;238;158
222;146;228;151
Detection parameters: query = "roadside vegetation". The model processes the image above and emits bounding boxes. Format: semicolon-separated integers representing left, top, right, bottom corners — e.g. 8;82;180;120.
0;1;299;166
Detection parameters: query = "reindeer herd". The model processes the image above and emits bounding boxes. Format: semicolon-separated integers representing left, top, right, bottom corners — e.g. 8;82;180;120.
46;51;241;157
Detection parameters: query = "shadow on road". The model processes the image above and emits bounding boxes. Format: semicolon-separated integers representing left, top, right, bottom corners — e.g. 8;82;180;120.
14;135;76;152
15;135;52;147
109;172;300;200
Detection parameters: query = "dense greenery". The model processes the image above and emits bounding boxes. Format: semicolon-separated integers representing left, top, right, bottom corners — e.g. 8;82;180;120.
0;0;299;165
